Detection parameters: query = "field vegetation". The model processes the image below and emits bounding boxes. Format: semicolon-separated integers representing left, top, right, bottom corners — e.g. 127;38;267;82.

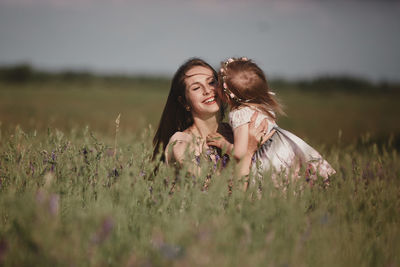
0;64;399;266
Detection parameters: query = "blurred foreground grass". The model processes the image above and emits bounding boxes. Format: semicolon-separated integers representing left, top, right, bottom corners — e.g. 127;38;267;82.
0;126;399;266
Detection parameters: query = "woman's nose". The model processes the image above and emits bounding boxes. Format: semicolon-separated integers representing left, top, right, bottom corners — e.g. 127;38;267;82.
203;84;215;95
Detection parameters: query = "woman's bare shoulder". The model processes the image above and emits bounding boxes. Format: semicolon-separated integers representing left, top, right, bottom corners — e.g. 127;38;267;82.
165;131;192;164
168;131;192;144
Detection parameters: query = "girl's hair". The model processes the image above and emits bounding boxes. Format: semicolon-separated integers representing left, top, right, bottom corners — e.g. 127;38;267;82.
217;58;283;120
152;58;222;161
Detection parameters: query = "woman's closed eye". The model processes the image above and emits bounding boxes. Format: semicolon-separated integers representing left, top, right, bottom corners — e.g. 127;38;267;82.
209;79;217;86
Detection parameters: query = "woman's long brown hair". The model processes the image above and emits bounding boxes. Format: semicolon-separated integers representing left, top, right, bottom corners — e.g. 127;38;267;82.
152;58;221;161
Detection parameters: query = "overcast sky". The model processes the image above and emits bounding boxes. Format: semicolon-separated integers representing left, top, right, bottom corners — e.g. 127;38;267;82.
0;0;399;81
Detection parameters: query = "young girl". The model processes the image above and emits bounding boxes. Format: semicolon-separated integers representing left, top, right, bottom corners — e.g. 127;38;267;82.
208;57;335;183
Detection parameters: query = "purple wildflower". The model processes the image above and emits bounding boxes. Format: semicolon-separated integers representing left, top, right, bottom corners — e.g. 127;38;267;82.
91;217;114;244
50;151;56;172
30;161;35;176
106;148;114;157
36;189;45;204
42;150;48;164
82;147;90;164
49;194;59;216
222;154;229;168
320;213;329;225
159;244;183;260
62;141;70;152
0;238;7;264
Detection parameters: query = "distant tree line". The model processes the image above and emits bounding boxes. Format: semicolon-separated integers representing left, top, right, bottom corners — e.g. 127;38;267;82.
0;63;170;87
1;63;399;93
269;76;400;94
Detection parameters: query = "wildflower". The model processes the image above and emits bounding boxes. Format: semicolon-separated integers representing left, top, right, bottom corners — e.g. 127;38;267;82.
91;217;114;244
29;161;35;176
36;189;45;204
49;194;59;216
50;151;56;172
0;238;7;265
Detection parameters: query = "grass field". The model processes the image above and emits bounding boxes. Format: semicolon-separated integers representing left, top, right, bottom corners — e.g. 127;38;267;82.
0;78;399;266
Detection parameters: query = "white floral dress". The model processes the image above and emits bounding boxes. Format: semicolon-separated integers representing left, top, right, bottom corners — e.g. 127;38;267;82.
229;106;336;181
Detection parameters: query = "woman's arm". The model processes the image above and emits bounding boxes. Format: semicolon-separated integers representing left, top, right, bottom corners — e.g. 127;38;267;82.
165;132;191;165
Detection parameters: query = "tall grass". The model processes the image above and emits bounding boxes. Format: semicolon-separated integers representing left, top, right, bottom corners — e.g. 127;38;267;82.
0;74;399;265
0;126;398;266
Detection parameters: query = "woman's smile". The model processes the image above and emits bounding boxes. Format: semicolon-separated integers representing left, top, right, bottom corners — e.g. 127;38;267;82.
202;96;216;105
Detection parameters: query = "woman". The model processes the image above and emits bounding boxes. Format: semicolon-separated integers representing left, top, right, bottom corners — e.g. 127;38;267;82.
152;58;272;178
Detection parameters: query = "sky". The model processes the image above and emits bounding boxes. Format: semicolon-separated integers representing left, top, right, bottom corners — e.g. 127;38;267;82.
0;0;399;81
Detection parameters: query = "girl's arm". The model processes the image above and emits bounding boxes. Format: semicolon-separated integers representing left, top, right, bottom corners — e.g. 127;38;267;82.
232;124;249;161
237;112;275;190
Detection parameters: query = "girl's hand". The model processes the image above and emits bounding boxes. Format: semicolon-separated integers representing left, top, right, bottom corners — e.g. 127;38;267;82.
206;132;233;154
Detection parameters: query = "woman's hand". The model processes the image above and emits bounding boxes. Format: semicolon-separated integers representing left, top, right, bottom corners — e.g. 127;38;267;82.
206;132;233;155
247;111;275;155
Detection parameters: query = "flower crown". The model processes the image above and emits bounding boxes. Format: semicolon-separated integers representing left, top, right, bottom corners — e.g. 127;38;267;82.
220;57;275;103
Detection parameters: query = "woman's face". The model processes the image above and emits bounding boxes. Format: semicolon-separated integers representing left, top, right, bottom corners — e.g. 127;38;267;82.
184;66;220;118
